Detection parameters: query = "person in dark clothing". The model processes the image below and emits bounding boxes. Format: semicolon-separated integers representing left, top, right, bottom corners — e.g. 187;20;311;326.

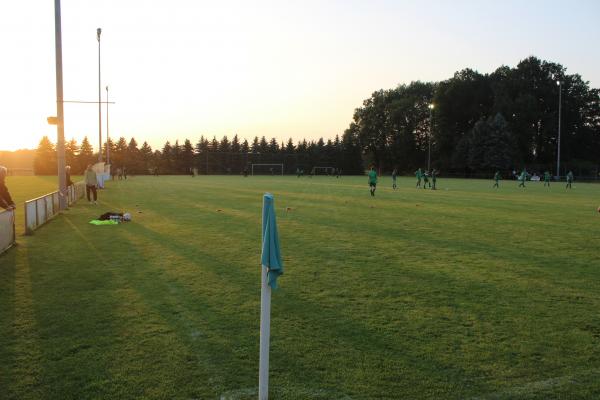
65;166;74;187
84;164;98;204
0;166;16;210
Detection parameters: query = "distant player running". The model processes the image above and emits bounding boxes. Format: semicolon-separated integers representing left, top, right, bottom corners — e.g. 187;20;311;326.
392;167;398;190
566;171;574;189
431;169;437;190
543;171;551;187
518;169;527;188
368;166;378;196
423;170;430;189
415;168;422;188
493;171;501;188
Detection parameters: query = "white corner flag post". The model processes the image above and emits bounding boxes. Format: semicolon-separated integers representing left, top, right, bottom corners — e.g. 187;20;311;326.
259;193;283;400
258;256;271;400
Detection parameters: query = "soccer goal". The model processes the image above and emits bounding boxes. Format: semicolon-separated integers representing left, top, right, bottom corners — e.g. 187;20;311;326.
313;166;336;175
251;164;284;176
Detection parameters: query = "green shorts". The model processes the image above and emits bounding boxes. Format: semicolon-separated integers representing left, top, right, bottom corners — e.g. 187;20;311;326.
369;182;377;188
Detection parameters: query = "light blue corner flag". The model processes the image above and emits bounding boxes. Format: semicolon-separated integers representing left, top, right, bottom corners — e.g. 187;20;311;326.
261;193;283;289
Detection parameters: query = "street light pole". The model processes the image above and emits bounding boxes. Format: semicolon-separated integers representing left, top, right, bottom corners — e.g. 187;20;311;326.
97;28;102;162
54;0;67;210
556;80;562;178
428;103;434;171
106;85;110;165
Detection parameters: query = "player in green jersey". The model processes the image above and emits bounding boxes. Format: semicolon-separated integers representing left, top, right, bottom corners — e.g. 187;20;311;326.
368;166;378;196
415;168;422;188
493;171;501;188
566;171;574;189
518;169;528;188
543;171;551;187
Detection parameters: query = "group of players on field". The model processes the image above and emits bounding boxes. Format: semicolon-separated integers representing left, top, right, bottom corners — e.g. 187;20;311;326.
500;169;574;189
367;167;576;196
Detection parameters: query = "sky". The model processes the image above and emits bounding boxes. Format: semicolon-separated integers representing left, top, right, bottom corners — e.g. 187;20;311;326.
1;0;599;152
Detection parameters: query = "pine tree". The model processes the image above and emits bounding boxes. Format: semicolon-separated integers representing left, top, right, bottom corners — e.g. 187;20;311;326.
78;136;95;173
182;139;195;172
65;138;79;171
241;139;250;154
219;136;231;153
285;138;295;153
268;138;279;153
231;134;241;153
33;136;56;175
161;141;172;173
127;138;141;173
209;136;219;152
251;137;260;153
259;136;268;153
195;136;209;154
172;140;183;173
139;141;153;173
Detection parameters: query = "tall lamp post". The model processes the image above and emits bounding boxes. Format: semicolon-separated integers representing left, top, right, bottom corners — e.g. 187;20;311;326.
106;85;110;165
428;103;435;171
556;80;562;178
54;0;67;210
97;27;102;162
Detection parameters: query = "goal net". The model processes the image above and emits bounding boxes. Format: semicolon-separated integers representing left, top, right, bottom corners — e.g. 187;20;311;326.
251;164;284;176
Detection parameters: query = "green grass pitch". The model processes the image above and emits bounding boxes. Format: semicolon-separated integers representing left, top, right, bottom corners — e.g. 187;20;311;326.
1;175;600;399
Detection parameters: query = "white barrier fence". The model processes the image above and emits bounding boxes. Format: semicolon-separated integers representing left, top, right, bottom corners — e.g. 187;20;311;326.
0;208;16;255
68;181;86;206
25;181;86;235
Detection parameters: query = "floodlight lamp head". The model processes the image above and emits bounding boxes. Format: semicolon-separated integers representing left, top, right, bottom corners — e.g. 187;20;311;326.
97;28;102;41
556;80;561;86
429;104;435;109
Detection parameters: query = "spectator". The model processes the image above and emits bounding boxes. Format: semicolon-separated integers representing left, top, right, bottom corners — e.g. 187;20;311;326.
0;166;16;210
84;164;98;204
65;166;74;188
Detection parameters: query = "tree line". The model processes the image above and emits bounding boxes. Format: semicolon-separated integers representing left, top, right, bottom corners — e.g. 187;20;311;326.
33;133;363;175
348;56;600;176
33;56;600;177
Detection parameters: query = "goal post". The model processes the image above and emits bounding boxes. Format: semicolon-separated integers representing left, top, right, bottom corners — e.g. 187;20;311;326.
251;164;284;176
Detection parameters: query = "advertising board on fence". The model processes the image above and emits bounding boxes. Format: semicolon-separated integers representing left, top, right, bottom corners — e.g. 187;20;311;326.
0;209;16;255
25;182;86;235
25;191;59;234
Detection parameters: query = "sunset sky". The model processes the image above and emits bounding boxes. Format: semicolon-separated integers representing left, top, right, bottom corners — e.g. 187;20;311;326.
2;0;599;152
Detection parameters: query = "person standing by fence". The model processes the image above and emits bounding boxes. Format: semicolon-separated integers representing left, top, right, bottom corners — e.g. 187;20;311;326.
65;166;74;188
0;166;15;210
85;165;98;204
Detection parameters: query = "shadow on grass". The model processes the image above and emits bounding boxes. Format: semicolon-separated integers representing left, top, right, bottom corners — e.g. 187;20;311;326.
117;221;486;398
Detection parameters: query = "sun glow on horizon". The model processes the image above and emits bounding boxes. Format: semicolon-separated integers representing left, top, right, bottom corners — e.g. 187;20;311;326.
2;0;600;153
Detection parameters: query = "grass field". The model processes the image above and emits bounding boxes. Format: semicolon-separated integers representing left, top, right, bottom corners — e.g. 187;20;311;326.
1;175;600;399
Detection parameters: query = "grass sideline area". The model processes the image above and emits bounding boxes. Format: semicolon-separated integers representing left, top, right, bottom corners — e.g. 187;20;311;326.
1;175;600;399
4;175;82;236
